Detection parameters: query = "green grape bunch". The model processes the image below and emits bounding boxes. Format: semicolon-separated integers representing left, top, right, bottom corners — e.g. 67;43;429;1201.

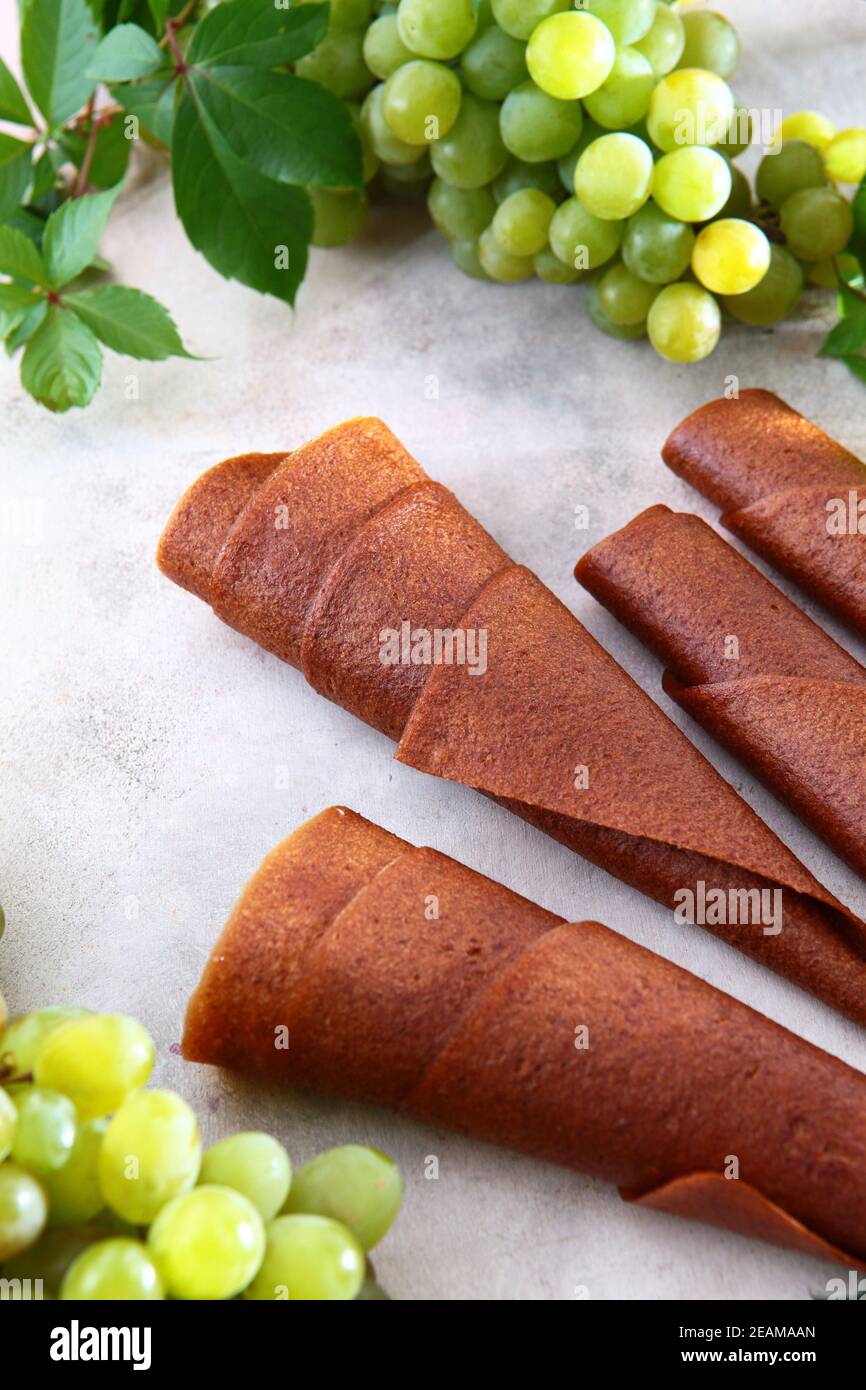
0;1001;402;1299
304;0;866;375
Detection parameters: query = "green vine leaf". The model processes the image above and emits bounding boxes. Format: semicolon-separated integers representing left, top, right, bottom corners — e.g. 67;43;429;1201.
21;0;99;126
20;303;103;411
59;117;132;189
114;76;178;145
0;134;34;224
0;284;42;338
63;284;195;359
6;299;47;355
87;22;167;81
186;0;330;69
0;225;50;286
819;285;866;358
0;55;32;126
42;184;122;289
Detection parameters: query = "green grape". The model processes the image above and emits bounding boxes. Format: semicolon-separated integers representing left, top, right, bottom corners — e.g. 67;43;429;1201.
2;1223;102;1296
775;111;836;152
472;0;495;30
0;1164;47;1260
713;163;751;220
243;1214;365;1301
575;132;653;220
500;80;584;163
381;158;432;198
382;60;462;145
492;188;556;255
597;260;660;324
622;200;695;283
755;140;825;211
34;1013;154;1120
587;278;647;338
99;1089;201;1225
397;0;476;60
449;237;490;278
647;281;721;362
493;156;562;203
534;245;583;282
430;93;508;188
0;1086;16;1161
691;217;770;295
362;14;413;77
460;24;527;102
679;9;739;80
148;1186;265;1300
295;29;374;102
806;252;862;290
299;0;372;28
346;101;379;183
361;83;426;166
825;128;866;185
526;13;615;101
10;1085;76;1176
646;68;734;152
313;191;367;244
281;1146;403;1252
549;196;623;270
429;178;496;237
478;225;535;281
491;0;568;43
780;185;854;261
633;2;685;78
653;146;731;222
557;118;605;192
0;1007;90;1078
714;106;752;159
357;1277;390;1299
41;1119;107;1226
585;0;655;45
723;245;803;325
61;1238;164;1300
583;46;655;129
199;1132;292;1222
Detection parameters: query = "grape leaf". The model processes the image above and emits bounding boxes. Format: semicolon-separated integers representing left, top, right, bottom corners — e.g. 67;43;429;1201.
172;89;312;304
59;117;133;189
29;147;64;204
0;55;32;126
187;0;330;69
818;285;866;358
87;23;167;80
6;299;48;355
64;284;194;359
0;134;33;223
0;284;42;338
114;76;178;145
21;0;99;126
185;68;362;191
20;304;103;411
148;0;171;27
0;225;50;286
42;184;122;289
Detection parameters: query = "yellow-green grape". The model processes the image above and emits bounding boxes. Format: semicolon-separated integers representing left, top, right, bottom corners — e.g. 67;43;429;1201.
295;29;374;101
381;155;431;198
492;156;561;203
61;1238;164;1300
492;187;556;255
775;111;836;152
199;1132;292;1222
0;1086;16;1161
780;186;855;262
243;1214;364;1301
99;1089;201;1225
478;225;535;280
714;163;752;220
0;1164;47;1260
346;102;379;183
647;282;721;362
430;93;508;187
646;67;734;153
652;146;731;222
0;989;6;1036
549;196;623;270
587;278;647;338
597;260;659;324
382;59;462;145
691;218;770;295
500;80;584;163
679;9;739;80
42;1117;108;1225
148;1186;265;1300
34;1013;155;1120
460;23;527;101
281;1145;403;1251
361;83;426;166
557;118;605;192
724;245;803;326
806;252;861;290
622;200;695;282
534;245;583;282
824;129;866;185
299;0;372;28
0;1007;90;1078
429;178;496;238
575;132;653;220
10;1085;76;1176
755;140;825;211
585;0;655;45
583;46;655;130
449;237;490;278
525;12;615;101
491;0;568;43
632;2;685;78
397;0;476;60
362;14;413;78
716;106;752;159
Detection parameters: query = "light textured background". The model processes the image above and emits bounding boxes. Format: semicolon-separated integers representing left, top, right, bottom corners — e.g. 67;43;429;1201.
2;0;866;1301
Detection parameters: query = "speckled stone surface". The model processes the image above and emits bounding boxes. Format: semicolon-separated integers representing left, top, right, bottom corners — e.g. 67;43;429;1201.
2;0;866;1301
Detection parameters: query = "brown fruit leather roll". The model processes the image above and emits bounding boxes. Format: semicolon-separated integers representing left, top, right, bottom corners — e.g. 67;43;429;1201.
183;806;866;1269
576;506;866;880
662;389;866;636
158;419;866;1026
